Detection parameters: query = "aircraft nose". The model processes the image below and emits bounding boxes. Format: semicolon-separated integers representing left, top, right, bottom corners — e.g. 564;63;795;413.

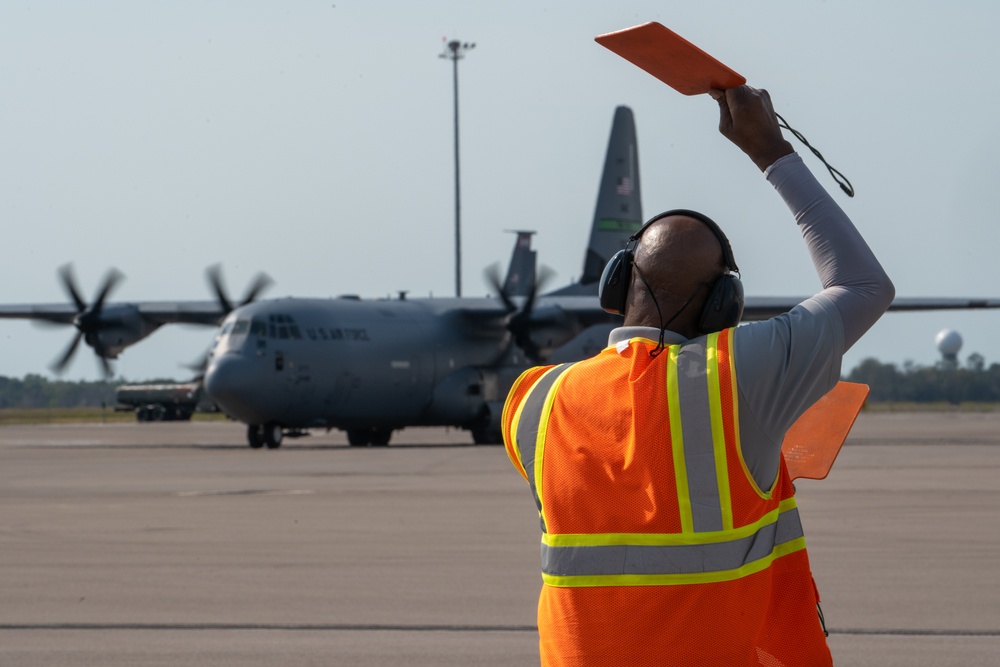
204;354;261;423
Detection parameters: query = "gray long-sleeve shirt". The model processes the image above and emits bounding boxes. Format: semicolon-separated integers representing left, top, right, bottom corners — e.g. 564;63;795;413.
608;152;895;491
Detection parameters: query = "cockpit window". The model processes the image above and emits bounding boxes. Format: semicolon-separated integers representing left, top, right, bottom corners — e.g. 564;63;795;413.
243;314;304;339
231;319;250;335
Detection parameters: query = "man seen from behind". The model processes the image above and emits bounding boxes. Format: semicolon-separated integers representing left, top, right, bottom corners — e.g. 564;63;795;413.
502;85;894;666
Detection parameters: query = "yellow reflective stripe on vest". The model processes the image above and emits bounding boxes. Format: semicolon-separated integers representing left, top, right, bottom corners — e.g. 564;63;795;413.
543;497;798;548
541;499;804;587
513;363;574;534
665;345;694;533
542;536;807;587
705;331;735;531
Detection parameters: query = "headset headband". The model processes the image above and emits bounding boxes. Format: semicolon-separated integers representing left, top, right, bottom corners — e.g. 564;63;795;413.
629;208;739;275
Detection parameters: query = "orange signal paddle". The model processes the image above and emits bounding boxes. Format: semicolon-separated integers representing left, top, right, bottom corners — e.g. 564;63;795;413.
780;382;870;481
595;22;745;95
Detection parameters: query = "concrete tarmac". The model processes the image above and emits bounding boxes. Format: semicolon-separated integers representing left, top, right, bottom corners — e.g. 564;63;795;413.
1;413;997;666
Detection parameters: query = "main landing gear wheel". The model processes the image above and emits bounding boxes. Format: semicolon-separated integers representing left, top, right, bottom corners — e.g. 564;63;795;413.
247;425;264;449
346;427;393;447
247;424;282;449
263;422;283;449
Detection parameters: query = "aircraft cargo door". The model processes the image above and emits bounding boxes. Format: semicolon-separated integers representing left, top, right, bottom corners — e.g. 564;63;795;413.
377;304;434;422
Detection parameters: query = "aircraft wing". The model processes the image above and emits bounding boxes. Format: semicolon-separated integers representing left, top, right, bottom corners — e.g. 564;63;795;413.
523;294;1000;331
133;301;230;326
0;304;80;325
0;300;227;326
884;297;1000;312
742;296;1000;322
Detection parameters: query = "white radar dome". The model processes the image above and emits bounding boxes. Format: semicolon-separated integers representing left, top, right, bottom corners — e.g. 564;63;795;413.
935;329;963;356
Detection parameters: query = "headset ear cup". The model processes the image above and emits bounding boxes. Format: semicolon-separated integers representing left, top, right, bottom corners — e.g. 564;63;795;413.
599;250;631;315
727;276;745;328
698;274;745;333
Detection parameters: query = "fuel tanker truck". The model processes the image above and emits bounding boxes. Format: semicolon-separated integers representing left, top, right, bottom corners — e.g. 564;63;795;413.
115;381;217;422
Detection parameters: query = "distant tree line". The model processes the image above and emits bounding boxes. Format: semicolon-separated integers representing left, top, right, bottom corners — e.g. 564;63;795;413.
846;354;1000;404
0;375;120;409
2;356;999;409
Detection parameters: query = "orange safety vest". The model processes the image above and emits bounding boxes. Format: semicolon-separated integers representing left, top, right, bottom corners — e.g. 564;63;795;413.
503;328;832;666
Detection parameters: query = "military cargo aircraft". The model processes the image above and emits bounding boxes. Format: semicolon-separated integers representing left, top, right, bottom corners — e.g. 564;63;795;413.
2;106;1000;447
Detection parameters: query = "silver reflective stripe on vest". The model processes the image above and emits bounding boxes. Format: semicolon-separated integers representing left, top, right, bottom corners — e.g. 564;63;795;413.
515;363;573;533
542;507;804;578
675;342;724;532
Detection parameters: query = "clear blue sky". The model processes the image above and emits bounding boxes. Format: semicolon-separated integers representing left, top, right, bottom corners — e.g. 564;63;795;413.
2;1;998;381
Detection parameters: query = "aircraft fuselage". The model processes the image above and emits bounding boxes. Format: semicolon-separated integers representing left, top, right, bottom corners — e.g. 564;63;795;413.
203;296;537;445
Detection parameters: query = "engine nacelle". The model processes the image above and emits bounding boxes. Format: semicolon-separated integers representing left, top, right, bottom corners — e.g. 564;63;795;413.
85;305;163;358
425;367;488;425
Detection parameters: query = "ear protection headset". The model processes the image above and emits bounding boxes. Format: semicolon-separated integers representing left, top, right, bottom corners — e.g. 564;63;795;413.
598;209;745;334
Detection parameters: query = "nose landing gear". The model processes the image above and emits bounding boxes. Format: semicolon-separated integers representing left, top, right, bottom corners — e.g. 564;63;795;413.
247;423;283;449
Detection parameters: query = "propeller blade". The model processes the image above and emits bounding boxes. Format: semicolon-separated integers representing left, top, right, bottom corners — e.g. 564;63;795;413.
183;350;210;375
239;273;273;306
206;264;234;313
97;354;114;379
50;330;84;374
507;265;556;364
484;264;516;313
514;264;554;316
536;265;555;293
58;264;87;313
90;268;124;313
207;265;272;312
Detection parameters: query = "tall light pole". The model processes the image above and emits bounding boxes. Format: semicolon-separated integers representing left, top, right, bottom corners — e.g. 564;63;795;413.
440;39;475;297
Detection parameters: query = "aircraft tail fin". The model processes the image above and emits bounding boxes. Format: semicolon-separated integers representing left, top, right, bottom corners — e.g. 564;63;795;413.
502;231;537;297
550;105;642;296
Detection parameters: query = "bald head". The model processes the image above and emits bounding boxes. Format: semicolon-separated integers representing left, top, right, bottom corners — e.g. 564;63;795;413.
624;214;729;336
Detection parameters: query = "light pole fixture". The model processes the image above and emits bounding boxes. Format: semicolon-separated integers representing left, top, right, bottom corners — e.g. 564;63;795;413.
439;38;475;297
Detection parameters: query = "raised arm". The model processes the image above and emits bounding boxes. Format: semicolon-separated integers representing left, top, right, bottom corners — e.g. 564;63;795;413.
712;85;895;348
713;86;895;490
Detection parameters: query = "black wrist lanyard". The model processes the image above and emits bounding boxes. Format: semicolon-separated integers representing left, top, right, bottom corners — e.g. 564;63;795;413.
776;113;855;198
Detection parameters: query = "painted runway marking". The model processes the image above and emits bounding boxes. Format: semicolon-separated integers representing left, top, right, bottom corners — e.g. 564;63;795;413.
0;623;537;633
176;489;316;497
0;624;996;637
